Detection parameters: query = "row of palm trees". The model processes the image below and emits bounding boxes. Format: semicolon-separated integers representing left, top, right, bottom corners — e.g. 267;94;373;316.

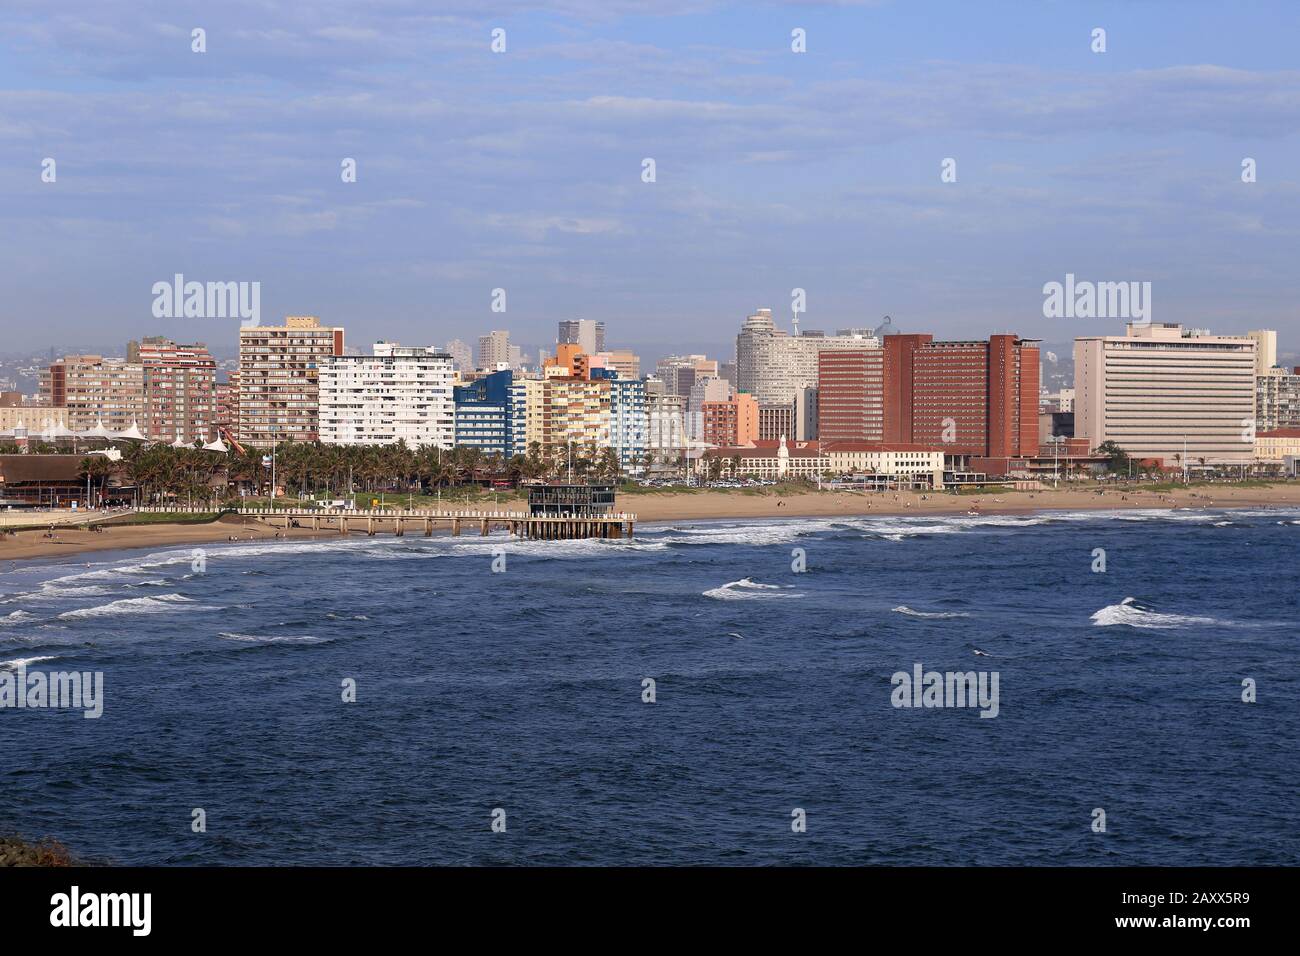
75;439;655;504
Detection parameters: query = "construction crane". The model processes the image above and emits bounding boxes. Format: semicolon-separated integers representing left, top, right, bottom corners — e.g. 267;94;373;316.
873;315;893;337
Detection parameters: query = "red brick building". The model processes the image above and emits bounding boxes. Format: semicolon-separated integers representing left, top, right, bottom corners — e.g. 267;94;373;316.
818;350;885;443
882;333;1039;458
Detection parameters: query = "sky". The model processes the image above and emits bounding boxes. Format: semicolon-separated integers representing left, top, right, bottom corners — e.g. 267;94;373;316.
1;0;1298;364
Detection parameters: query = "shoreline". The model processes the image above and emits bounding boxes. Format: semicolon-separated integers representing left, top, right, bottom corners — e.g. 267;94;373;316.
2;485;1299;565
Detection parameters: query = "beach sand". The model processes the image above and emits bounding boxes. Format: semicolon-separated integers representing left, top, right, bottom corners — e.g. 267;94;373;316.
1;484;1298;564
0;514;332;564
620;483;1300;522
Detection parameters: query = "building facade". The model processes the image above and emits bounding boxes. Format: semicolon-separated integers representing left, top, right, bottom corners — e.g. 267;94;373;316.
817;349;885;444
454;368;514;456
884;333;1040;459
137;337;217;444
237;316;345;448
1074;324;1256;465
735;308;882;406
40;355;145;432
319;343;454;448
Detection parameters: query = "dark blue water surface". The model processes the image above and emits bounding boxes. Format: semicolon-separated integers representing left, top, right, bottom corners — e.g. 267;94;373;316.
1;507;1297;865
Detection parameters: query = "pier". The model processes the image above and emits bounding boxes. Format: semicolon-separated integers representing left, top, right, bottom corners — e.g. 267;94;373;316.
234;506;636;540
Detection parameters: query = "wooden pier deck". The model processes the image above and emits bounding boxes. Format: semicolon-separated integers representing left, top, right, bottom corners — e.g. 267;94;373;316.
234;506;636;540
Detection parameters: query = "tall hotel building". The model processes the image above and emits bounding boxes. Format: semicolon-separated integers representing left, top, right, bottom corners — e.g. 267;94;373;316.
736;308;881;439
320;343;454;448
818;350;885;443
1074;323;1256;465
237;316;344;448
541;377;610;452
884;333;1039;458
40;355;145;432
134;337;217;443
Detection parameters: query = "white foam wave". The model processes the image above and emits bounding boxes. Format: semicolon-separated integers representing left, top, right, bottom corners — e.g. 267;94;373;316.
58;593;205;620
0;610;36;626
1;655;58;670
1090;597;1221;629
218;632;329;644
703;577;804;600
892;605;971;619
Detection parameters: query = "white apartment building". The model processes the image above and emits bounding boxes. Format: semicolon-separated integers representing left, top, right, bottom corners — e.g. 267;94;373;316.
319;343;454;448
735;308;882;406
1074;323;1257;465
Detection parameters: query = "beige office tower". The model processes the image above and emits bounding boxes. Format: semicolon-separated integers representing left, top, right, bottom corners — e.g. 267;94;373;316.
541;377;610;452
735;308;882;406
1074;323;1257;466
1247;330;1277;375
599;350;641;379
476;330;514;371
444;339;474;375
137;337;218;443
237;315;345;448
40;355;145;432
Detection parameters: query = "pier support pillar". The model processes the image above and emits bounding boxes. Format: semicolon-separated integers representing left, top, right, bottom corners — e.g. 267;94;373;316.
452;518;460;536
425;519;432;537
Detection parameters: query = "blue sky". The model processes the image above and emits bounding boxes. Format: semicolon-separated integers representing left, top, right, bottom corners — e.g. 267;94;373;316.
2;0;1298;362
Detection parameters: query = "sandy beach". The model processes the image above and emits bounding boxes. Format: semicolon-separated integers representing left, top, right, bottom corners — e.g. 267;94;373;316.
622;483;1300;522
1;484;1298;564
0;514;332;564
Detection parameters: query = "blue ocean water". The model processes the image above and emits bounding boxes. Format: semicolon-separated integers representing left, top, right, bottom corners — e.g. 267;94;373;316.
1;507;1297;866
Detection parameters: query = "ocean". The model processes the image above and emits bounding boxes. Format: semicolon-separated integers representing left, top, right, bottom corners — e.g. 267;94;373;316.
1;508;1297;865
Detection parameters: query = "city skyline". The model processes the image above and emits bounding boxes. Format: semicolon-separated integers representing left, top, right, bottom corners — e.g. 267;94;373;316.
3;1;1299;353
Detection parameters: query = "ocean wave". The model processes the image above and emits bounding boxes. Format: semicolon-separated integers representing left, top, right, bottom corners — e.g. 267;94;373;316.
0;655;58;670
57;593;206;621
0;610;37;627
1090;597;1221;629
703;577;804;600
218;632;330;644
892;605;971;619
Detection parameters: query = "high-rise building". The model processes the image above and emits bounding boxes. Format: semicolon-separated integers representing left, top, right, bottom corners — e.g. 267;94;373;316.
237;315;345;448
599;350;640;380
476;330;514;371
608;376;648;474
541;376;610;454
656;355;717;399
1247;330;1277;376
557;319;606;356
444;339;474;375
758;403;794;442
137;337;217;443
510;377;546;459
40;355;145;432
646;380;686;473
1257;366;1300;431
885;333;1039;459
454;368;515;456
1074;323;1254;465
319;343;454;448
702;393;759;447
735;308;881;406
817;349;885;444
